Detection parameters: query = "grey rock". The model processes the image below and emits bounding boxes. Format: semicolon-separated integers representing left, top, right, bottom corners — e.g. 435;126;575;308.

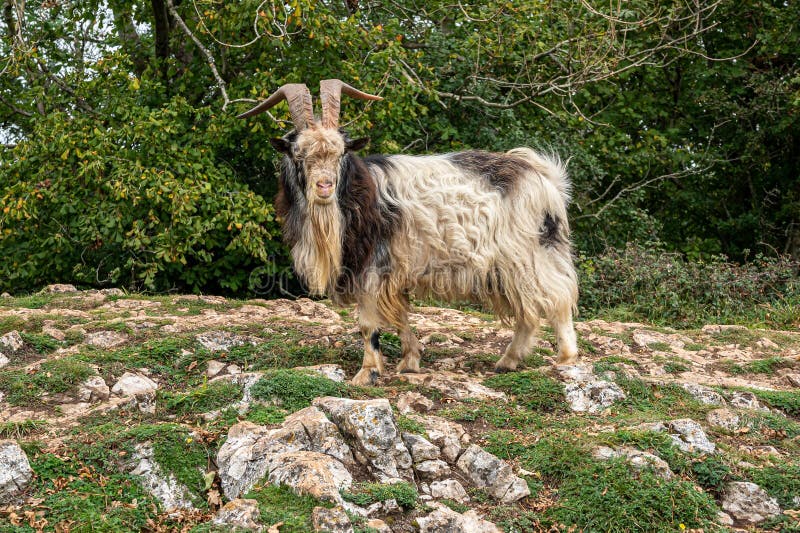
212;498;263;531
294;364;347;383
706;408;741;431
456;444;530;503
196;331;256;352
400;371;507;401
729;391;770;412
402;433;440;463
129;444;195;510
396;391;434;414
112;372;158;397
0;353;8;369
429;479;469;503
266;451;352;504
0;440;33;503
564;379;626;413
417;503;502;533
681;383;726;406
85;330;129;348
716;511;734;527
312;505;353;533
415;459;451;480
365;519;391;533
206;360;227;378
77;375;110;403
406;415;470;463
665;419;715;454
313;397;413;482
0;331;24;352
592;446;673;479
721;481;781;524
42;284;78;293
784;374;800;387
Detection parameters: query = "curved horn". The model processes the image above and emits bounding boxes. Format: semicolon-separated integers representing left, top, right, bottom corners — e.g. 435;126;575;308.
319;79;382;129
237;83;314;131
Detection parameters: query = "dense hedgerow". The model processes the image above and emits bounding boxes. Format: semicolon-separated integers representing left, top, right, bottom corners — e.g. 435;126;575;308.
578;243;800;327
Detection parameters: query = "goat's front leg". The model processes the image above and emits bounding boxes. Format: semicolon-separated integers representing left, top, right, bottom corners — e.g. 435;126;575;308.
352;300;386;386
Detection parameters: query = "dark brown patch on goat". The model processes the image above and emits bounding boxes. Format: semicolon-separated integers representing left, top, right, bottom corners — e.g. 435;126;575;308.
540;213;565;248
449;151;533;195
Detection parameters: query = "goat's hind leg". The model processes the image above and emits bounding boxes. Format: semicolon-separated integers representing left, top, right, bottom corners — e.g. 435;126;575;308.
551;306;578;365
397;322;423;373
495;319;537;373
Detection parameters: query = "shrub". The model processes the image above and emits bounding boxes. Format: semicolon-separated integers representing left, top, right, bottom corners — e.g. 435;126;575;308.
484;370;566;412
578;243;799;327
250;369;347;412
341;481;418;509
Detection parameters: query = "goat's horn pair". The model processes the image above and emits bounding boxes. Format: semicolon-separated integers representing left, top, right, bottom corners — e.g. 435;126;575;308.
319;79;382;129
236;83;314;131
238;80;382;131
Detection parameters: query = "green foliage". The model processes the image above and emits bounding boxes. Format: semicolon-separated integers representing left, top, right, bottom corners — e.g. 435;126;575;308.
0;419;47;439
341;481;418;509
545;461;720;532
691;455;731;492
747;389;800;416
748;464;800;509
19;331;61;353
159;380;242;416
579;244;800;328
483;370;566;412
0;357;95;405
396;414;428;436
243;484;329;533
615;377;705;419
250;369;347;412
722;357;794;375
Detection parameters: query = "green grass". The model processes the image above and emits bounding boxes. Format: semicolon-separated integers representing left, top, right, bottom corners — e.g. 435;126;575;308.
0;419;47;439
483;370;566;412
748;463;800;508
439;398;544;430
396;414;428;436
20;331;62;353
0;357;95;405
720;356;794;375
747;388;800;416
158;380;243;416
250;369;348;412
239;484;330;533
341;481;418;509
614;377;708;420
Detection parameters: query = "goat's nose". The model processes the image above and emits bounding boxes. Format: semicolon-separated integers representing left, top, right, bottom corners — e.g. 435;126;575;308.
315;179;334;198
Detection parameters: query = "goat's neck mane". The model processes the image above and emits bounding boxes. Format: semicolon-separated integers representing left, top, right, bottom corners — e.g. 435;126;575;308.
276;151;395;298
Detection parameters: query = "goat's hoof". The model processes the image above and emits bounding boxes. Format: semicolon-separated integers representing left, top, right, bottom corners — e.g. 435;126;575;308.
352;368;381;386
556;353;579;365
493;364;516;374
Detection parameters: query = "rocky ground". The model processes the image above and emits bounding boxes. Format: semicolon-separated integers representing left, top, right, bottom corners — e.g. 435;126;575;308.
0;285;799;532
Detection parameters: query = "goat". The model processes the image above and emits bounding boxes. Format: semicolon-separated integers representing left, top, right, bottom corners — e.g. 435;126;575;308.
239;80;579;386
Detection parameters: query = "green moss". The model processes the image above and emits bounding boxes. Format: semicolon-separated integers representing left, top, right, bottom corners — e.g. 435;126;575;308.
159;380;242;416
342;481;418;509
545;461;721;532
748;463;800;509
19;331;62;353
396;414;428;436
615;377;706;419
484;370;566;412
748;388;800;416
0;357;95;405
250;369;347;412
246;403;289;425
236;484;329;533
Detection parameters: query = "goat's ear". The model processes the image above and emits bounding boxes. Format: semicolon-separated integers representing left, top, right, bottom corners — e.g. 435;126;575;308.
270;138;292;154
346;137;370;152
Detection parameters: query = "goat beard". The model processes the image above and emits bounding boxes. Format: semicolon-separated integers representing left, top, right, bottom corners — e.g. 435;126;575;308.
293;199;343;295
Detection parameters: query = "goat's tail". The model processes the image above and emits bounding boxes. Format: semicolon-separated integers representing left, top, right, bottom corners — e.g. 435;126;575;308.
508;147;571;204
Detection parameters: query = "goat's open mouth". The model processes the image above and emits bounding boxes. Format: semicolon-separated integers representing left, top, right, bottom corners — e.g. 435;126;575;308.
315;181;334;199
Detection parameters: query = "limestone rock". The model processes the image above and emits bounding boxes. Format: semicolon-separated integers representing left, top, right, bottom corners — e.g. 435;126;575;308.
456;444;530;503
365;519;391;533
716;511;734;527
283;406;355;466
729;391;770;412
593;446;673;479
312;505;353;533
0;331;24;352
294;364;347;383
206;360;227;378
0;353;8;369
632;330;690;350
0;440;33;504
396;391;434;414
217;422;274;500
212;498;262;530
313;397;413;482
196;331;256;352
266;451;352;503
112;372;159;397
681;383;726;406
756;337;780;350
564;380;626;413
42;283;78;293
402;433;440;463
406;415;470;463
415;459;451;480
85;330;128;348
784;374;800;387
429;479;469;503
77;375;110;403
707;408;741;431
417;503;502;533
666;419;716;454
129;444;194;510
721;482;781;524
399;371;507;401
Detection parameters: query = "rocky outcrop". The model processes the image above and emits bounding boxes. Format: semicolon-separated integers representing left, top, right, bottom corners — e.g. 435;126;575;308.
313;397;413;482
128;444;195;510
417;503;503;533
557;365;626;413
721;481;782;524
266;451;353;503
455;444;530;503
0;440;33;504
593;446;673;479
311;505;353;533
212;498;263;531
